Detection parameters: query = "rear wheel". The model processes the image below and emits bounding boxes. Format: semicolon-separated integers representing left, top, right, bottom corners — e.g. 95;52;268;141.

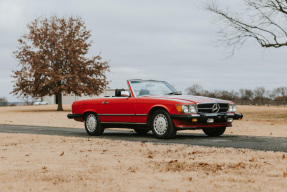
84;113;104;136
151;110;176;139
202;127;226;137
134;129;149;135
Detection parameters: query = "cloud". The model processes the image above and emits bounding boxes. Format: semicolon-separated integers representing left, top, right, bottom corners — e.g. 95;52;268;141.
0;0;286;101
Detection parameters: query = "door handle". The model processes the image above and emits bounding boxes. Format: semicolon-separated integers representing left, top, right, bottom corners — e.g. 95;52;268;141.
102;101;109;104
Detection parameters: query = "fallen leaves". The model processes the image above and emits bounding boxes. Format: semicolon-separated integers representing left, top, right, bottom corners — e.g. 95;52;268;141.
101;149;107;154
169;160;178;164
127;167;137;173
199;162;209;166
165;160;187;172
188;151;196;155
249;157;256;162
42;166;49;173
140;142;147;147
231;162;246;169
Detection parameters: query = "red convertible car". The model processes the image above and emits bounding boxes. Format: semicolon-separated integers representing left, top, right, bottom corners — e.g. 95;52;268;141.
68;80;243;139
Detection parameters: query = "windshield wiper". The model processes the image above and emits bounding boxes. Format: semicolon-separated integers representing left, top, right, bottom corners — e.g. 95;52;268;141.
165;91;182;95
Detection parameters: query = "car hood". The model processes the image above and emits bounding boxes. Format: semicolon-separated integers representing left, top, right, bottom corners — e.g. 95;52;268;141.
140;95;232;104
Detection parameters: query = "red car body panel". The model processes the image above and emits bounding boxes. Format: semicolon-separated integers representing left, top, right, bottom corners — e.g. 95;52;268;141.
70;80;241;130
100;97;136;122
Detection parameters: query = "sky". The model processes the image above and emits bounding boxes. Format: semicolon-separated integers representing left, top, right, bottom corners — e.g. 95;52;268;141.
1;0;287;101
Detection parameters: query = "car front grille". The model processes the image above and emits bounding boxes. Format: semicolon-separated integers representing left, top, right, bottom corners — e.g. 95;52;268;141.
197;103;229;113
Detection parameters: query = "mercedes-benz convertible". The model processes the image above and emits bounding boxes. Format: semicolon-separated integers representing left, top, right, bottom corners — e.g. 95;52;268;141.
67;79;243;139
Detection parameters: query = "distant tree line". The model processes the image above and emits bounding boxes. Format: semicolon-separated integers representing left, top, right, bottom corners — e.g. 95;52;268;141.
186;85;287;106
0;97;8;107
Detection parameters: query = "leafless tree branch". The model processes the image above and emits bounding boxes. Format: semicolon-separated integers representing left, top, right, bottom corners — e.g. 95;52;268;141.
206;0;287;55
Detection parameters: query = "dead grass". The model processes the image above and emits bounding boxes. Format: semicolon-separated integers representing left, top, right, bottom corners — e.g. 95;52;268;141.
222;105;287;137
0;134;287;192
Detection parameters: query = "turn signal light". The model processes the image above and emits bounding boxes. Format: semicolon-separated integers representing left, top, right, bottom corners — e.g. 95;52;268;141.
192;118;198;122
175;105;182;113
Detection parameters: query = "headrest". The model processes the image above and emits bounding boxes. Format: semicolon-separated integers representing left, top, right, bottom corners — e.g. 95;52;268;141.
115;89;125;97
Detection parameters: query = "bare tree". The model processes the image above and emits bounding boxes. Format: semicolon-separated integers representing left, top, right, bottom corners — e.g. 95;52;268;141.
239;89;254;101
218;90;239;100
186;84;203;95
206;0;287;54
12;16;109;111
254;87;265;97
274;86;287;105
253;87;266;105
266;90;276;100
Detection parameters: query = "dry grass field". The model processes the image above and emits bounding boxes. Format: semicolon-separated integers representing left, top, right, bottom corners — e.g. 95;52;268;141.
0;105;287;191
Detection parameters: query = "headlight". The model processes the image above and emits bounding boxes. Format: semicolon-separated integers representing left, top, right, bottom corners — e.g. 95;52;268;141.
176;104;198;114
233;105;237;112
228;104;237;112
189;105;197;113
182;105;189;113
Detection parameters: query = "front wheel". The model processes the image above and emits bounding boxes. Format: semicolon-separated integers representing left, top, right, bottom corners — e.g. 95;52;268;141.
85;113;104;136
151;110;177;139
202;127;226;137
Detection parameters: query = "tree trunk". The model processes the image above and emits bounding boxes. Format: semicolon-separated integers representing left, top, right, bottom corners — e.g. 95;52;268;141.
57;93;63;111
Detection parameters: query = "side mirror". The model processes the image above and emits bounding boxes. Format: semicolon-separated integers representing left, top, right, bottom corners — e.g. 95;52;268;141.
121;91;130;97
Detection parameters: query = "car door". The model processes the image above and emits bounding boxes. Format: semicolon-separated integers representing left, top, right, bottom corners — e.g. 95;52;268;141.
99;97;136;123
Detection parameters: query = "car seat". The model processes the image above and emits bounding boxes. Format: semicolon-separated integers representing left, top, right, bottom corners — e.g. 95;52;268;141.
138;89;150;96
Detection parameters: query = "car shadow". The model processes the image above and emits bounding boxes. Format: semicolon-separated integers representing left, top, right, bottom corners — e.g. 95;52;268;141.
100;130;240;141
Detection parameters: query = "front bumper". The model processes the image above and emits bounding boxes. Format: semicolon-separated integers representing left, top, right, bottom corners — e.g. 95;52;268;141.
170;112;243;123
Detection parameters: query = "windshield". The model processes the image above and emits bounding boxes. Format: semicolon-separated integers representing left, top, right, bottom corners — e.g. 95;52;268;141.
129;80;177;97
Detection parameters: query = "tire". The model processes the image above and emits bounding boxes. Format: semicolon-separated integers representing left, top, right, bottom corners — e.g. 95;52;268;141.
202;127;226;137
151;109;177;139
84;113;104;136
134;129;149;135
